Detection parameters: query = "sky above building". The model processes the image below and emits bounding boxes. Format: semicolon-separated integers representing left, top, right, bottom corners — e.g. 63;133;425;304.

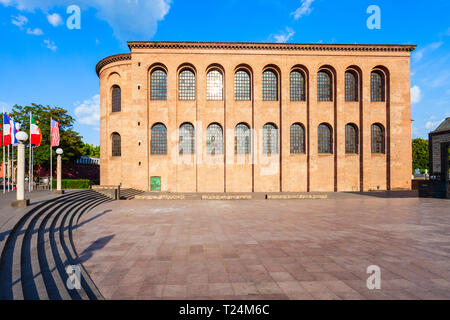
0;0;449;145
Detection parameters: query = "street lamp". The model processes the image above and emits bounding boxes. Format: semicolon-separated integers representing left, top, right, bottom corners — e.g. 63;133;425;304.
55;148;64;194
11;131;29;207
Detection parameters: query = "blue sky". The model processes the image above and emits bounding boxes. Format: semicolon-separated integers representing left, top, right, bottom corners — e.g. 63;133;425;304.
0;0;449;145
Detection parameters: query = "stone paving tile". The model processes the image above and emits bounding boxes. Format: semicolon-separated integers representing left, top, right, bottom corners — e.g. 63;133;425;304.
74;197;450;300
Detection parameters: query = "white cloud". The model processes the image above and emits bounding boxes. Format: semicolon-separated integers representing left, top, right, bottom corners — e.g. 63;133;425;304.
1;0;172;40
413;41;443;63
272;27;295;43
74;94;100;128
411;85;422;104
291;0;315;20
46;13;63;26
425;120;442;130
44;39;57;51
26;27;43;35
0;101;13;113
11;14;28;28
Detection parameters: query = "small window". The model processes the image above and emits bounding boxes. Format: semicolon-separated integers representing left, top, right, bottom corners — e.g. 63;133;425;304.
179;123;195;154
345;71;358;102
318;123;332;154
151;123;167;154
112;85;121;112
206;123;223;154
371;71;385;102
234;70;251;101
235;123;251;154
150;69;167;100
206;69;223;101
317;71;332;101
371;123;385;153
263;123;278;154
290;70;306;101
290;123;305;153
345;124;359;154
179;69;196;100
112;132;121;156
262;70;278;101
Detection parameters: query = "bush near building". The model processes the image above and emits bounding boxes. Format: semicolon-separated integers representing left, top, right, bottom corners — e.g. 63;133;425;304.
51;179;90;189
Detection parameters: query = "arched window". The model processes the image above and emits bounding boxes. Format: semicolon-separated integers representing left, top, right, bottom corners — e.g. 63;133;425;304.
235;123;251;154
290;70;306;101
318;123;332;154
234;70;251;100
317;71;332;101
179;123;195;154
112;85;121;112
371;123;385;153
206;123;223;154
179;69;196;100
263;123;278;154
290;123;305;153
262;70;278;101
345;71;358;102
345;124;359;154
371;71;385;102
151;123;167;154
206;69;223;101
111;132;121;156
150;69;167;100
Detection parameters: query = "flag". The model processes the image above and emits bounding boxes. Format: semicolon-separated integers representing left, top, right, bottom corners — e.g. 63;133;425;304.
51;119;60;147
12;120;20;146
2;114;12;146
30;114;42;146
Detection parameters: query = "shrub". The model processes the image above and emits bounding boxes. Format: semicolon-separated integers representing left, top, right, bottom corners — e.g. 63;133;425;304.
51;179;90;189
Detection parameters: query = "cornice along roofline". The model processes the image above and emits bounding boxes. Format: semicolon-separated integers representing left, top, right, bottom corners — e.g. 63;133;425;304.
127;40;417;52
96;41;417;77
96;53;131;76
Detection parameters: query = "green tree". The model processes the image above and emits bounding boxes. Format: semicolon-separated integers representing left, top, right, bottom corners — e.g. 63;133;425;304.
412;138;429;173
1;104;84;168
81;143;100;158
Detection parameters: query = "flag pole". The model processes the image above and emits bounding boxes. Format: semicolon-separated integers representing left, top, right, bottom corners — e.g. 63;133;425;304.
29;112;32;192
7;144;10;192
12;143;14;190
50;117;52;190
2;109;5;194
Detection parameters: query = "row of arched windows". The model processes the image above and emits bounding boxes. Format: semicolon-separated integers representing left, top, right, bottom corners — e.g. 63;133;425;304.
111;123;385;157
110;68;387;112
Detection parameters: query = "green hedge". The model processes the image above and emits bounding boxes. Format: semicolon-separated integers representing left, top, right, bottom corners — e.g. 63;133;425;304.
51;179;91;189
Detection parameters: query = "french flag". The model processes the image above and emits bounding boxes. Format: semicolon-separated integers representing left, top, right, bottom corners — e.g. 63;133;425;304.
3;114;12;146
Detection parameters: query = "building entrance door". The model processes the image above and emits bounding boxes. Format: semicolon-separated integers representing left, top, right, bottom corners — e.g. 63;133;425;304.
151;176;161;192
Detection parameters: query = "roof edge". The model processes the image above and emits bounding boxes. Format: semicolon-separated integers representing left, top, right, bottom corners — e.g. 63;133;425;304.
127;41;417;52
96;53;131;76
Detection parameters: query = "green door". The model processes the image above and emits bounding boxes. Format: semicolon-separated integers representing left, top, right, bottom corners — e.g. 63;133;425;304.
150;176;161;192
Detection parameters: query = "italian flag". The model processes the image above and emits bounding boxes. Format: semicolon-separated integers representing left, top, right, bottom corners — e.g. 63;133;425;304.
30;114;42;146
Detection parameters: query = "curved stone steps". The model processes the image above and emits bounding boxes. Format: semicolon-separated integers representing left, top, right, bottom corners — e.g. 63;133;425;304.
0;190;112;300
119;188;144;200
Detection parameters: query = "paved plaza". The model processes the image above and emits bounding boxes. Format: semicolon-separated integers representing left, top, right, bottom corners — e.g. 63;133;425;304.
73;194;450;300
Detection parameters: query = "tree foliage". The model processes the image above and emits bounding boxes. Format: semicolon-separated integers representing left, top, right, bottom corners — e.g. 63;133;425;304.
81;143;100;158
1;104;84;167
412;138;429;173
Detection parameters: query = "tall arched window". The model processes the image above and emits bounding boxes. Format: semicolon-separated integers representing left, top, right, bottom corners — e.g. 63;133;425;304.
345;123;359;154
345;71;358;102
206;123;223;154
151;123;167;154
290;70;306;101
371;123;385;153
317;71;332;101
263;123;278;154
112;85;121;112
262;70;278;101
234;70;251;100
371;71;385;102
179;69;196;100
206;69;223;100
112;132;121;156
290;123;305;153
235;123;251;154
150;69;167;100
318;123;332;154
179;123;195;154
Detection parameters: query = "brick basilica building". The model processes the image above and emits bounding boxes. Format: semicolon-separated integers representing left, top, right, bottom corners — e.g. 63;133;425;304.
96;41;415;192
